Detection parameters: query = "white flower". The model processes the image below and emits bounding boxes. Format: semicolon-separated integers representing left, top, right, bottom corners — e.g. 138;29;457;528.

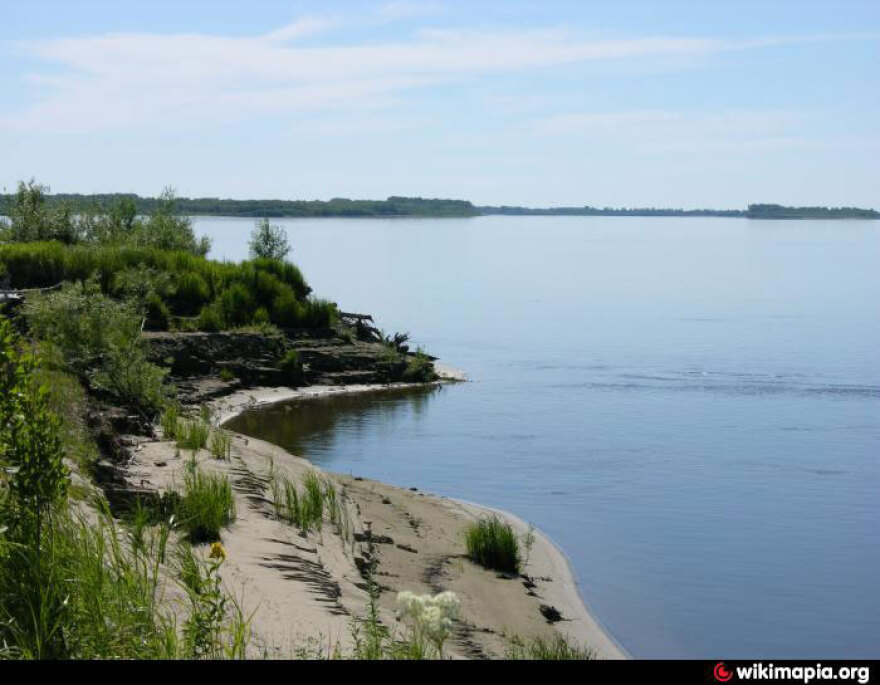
395;590;461;651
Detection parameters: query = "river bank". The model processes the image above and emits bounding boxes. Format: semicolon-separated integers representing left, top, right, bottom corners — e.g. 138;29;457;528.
198;383;626;659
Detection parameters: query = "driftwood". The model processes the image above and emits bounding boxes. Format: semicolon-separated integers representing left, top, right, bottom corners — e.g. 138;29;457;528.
339;311;375;323
0;282;64;295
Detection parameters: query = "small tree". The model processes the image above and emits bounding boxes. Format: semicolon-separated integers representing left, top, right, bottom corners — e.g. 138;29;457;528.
0;317;68;540
140;187;211;257
249;218;290;261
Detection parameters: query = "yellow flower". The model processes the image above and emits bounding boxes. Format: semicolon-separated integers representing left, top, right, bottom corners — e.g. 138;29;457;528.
209;542;227;561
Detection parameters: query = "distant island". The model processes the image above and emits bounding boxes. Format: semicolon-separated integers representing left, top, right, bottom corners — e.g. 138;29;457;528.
1;192;877;220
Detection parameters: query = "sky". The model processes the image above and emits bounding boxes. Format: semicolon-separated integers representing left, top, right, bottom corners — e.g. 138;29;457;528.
1;0;878;208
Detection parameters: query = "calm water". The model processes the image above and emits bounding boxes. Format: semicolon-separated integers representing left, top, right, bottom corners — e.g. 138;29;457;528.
202;215;880;659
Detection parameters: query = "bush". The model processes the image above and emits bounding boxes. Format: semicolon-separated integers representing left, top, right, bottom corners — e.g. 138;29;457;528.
92;344;169;414
24;280;169;413
0;241;327;333
216;283;255;327
197;303;225;332
402;348;437;383
177;463;236;543
464;515;520;574
172;271;211;315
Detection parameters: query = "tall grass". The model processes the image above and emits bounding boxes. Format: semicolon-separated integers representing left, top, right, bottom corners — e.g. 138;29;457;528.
177;463;236;543
160;404;180;439
175;419;210;451
464;515;521;574
505;634;596;660
269;469;343;535
0;507;180;659
208;429;232;460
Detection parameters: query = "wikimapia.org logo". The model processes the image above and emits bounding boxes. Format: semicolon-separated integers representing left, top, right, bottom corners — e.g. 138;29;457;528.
712;662;871;684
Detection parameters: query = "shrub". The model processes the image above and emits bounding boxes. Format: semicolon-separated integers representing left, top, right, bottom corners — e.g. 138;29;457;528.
177;464;236;543
25;280;169;413
172;271;211;314
278;349;302;381
464;515;520;574
0;241;326;333
217;283;255;328
92;344;169;414
402;348;437;383
197;303;225;332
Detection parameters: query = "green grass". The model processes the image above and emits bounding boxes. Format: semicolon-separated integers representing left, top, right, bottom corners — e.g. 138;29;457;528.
0;504;181;659
160;404;180;439
177;464;236;543
270;469;343;535
505;633;596;660
175;419;210;451
208;429;232;460
464;515;521;574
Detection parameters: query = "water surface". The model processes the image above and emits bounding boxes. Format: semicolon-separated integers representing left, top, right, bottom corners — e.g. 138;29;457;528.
204;215;880;658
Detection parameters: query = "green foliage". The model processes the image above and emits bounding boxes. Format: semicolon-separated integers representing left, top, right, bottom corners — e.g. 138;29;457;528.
0;183;212;254
24;280;169;413
160;404;180;439
277;348;302;382
174;418;210;452
0;241;332;333
139;187;211;256
35;354;100;476
176;542;249;659
177;462;236;543
464;515;521;574
505;633;595;660
249;218;290;261
402;348;437;383
0;318;68;542
0;508;180;659
0;179;81;244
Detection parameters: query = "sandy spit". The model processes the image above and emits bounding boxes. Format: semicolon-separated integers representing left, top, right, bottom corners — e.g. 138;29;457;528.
128;381;624;659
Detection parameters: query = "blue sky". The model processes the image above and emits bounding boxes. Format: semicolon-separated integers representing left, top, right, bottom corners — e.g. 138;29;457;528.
1;0;878;208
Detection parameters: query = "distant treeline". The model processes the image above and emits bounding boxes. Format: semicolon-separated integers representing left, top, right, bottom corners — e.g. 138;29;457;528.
478;203;880;219
0;193;480;218
2;193;876;220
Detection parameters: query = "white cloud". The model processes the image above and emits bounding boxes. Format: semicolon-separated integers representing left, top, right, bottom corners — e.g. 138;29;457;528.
1;19;870;135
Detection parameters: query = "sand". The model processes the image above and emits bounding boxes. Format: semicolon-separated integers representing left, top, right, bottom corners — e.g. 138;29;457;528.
124;382;625;659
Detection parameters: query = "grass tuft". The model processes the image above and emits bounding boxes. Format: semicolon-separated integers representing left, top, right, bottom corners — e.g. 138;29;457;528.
505;633;596;660
177;463;236;543
464;515;521;574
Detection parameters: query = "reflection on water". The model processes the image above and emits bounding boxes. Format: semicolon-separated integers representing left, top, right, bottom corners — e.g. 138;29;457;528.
224;385;440;466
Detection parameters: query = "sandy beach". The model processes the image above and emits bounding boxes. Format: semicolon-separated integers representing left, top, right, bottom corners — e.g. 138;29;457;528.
124;382;625;659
